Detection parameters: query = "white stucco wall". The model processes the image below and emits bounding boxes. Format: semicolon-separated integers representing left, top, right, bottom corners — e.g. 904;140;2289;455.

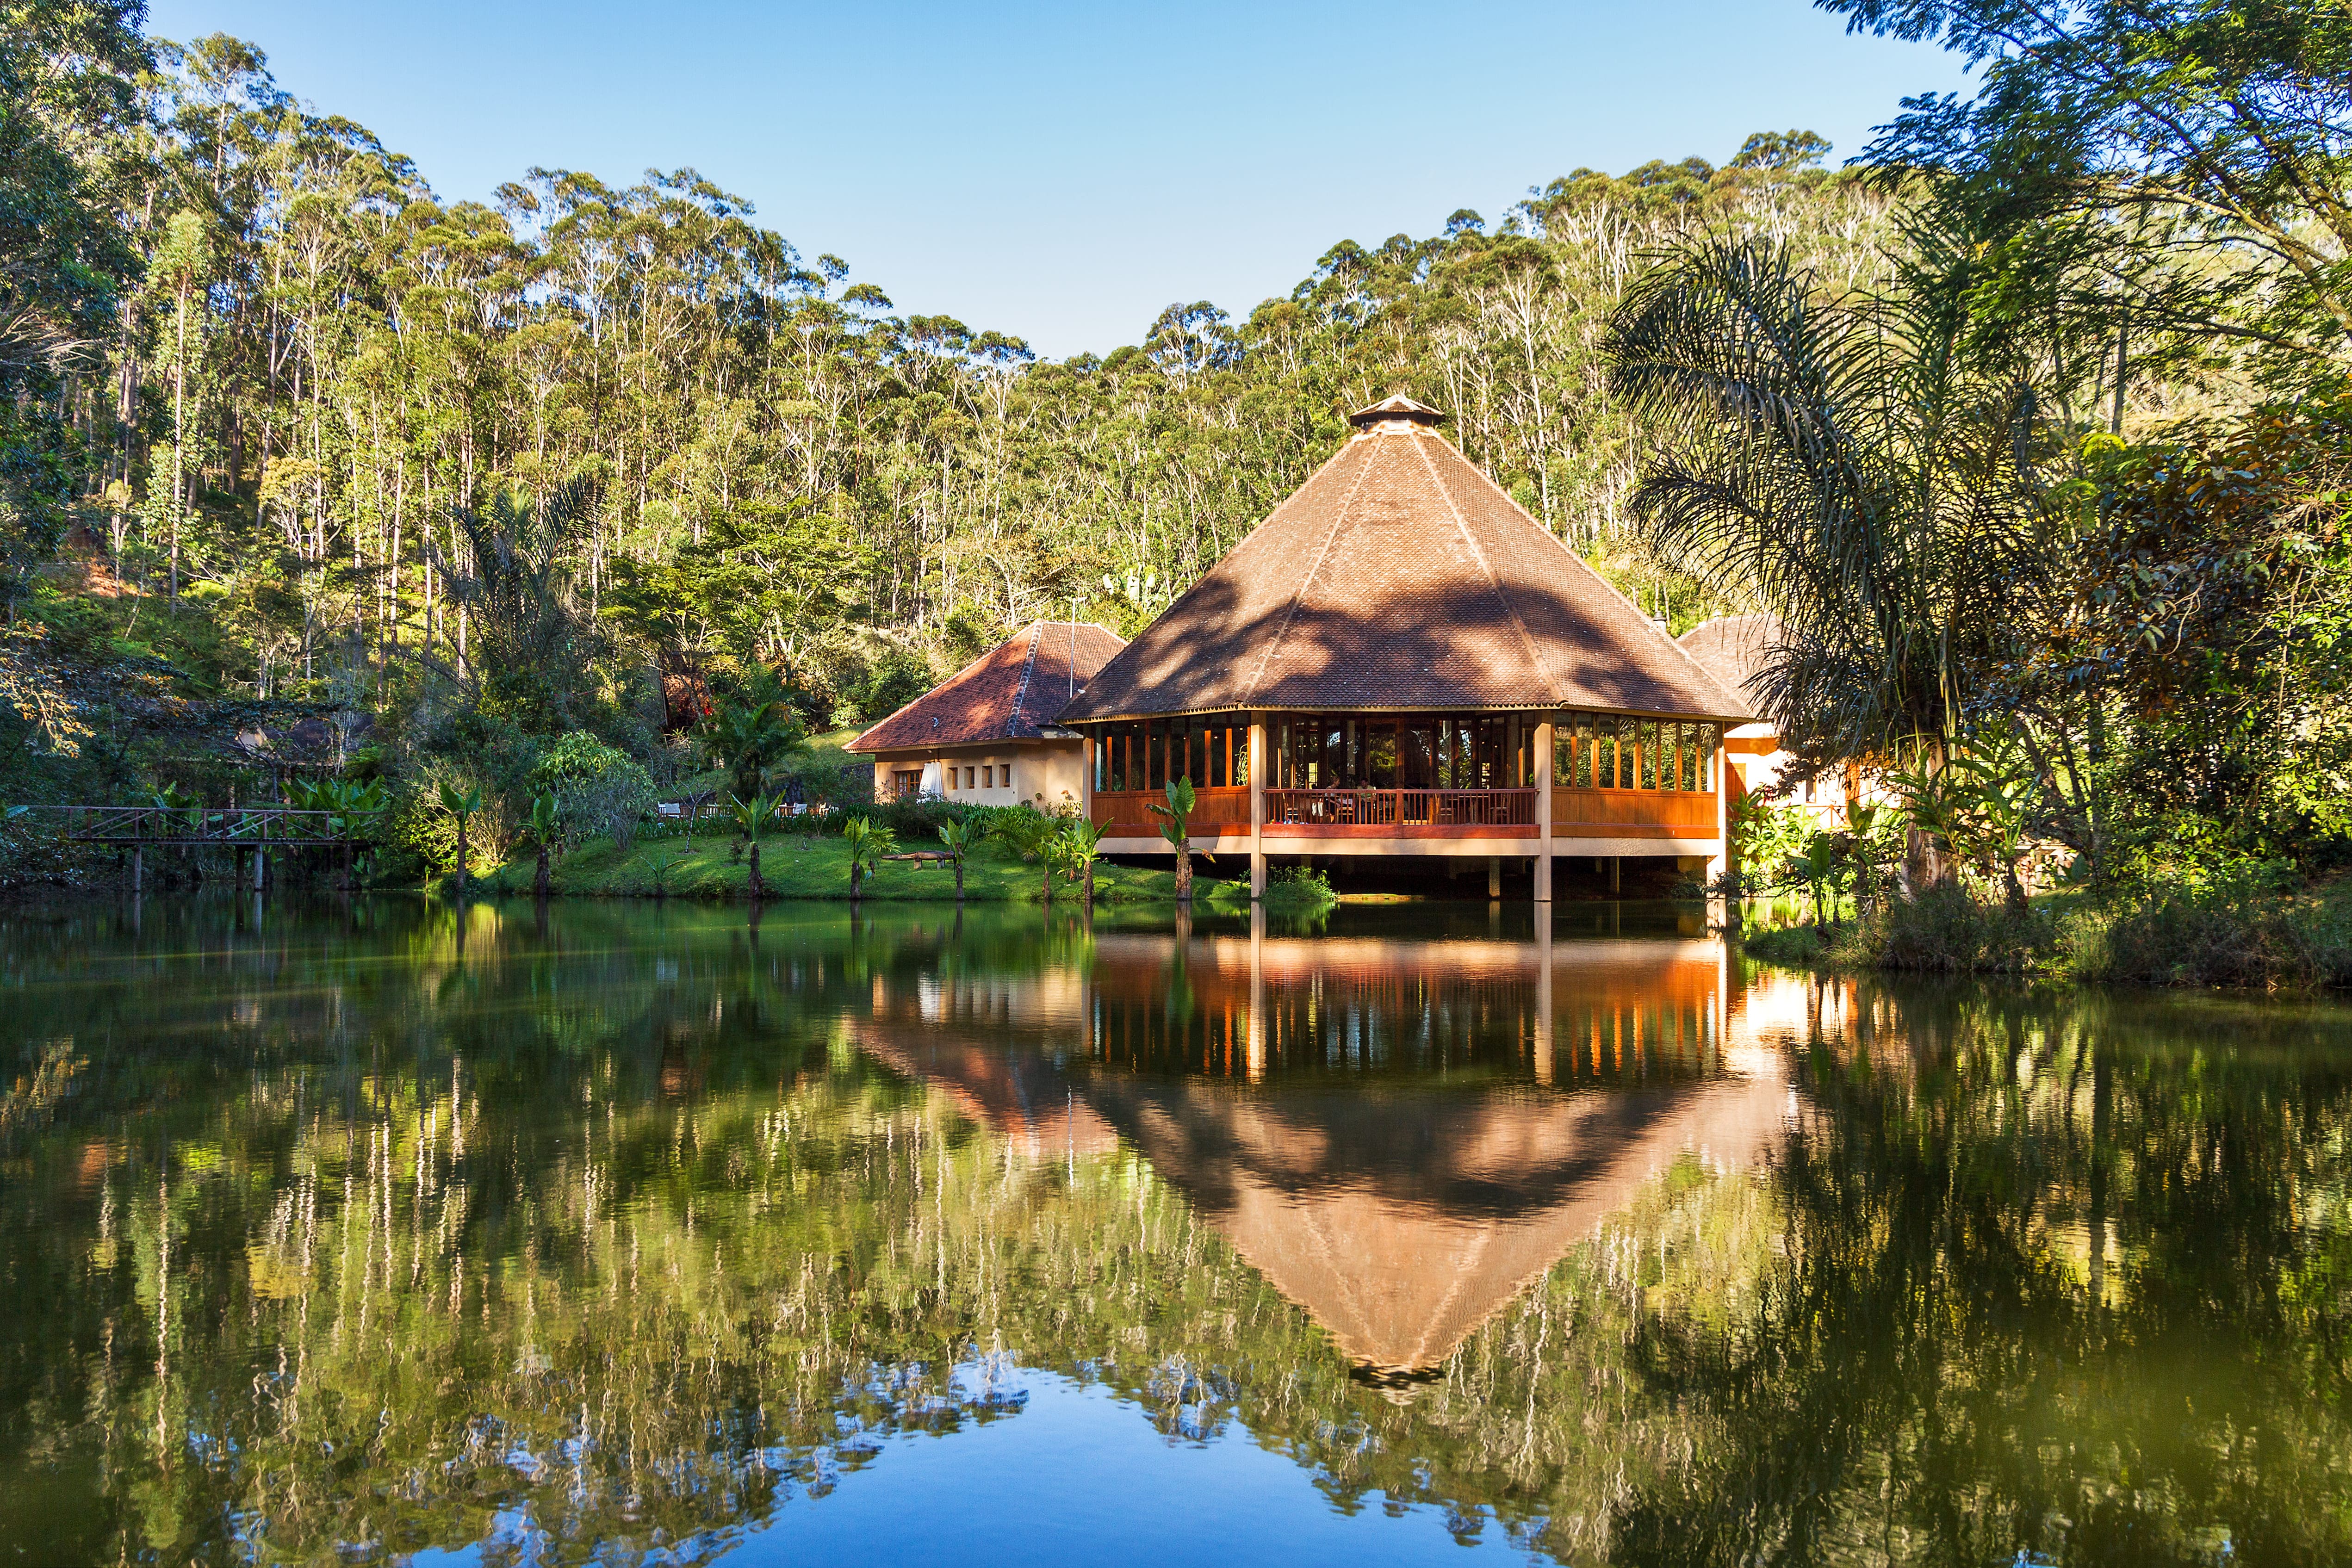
863;738;1087;809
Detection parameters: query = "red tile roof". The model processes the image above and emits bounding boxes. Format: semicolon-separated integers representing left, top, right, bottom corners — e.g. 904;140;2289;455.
1058;403;1754;724
847;622;1127;754
1676;614;1781;717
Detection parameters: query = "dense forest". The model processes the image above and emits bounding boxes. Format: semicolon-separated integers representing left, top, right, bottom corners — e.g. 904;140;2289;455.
0;0;2346;917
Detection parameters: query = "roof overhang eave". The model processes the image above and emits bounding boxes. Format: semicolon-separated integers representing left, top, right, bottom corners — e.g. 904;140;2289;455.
1060;700;1758;726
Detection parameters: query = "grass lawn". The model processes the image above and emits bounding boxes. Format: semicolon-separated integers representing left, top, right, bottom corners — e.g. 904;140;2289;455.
484;828;1324;909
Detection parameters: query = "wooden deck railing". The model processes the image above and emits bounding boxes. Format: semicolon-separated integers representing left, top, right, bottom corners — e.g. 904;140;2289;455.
1266;788;1538;828
25;805;379;845
1552;787;1718;833
1092;787;1250;835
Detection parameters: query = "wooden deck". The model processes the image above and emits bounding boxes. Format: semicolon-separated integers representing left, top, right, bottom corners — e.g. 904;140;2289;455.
1090;787;1717;842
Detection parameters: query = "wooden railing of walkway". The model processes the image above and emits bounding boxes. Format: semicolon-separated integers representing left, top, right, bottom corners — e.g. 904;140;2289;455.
26;805;380;846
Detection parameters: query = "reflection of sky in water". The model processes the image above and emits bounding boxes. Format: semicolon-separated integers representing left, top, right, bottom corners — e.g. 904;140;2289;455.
741;1367;1536;1567
409;1364;1538;1568
0;896;2346;1567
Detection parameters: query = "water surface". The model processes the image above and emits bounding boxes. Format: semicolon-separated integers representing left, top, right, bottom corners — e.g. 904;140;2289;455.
1;896;2346;1566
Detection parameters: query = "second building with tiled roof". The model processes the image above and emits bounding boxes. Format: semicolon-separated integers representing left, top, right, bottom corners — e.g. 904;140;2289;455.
846;622;1125;809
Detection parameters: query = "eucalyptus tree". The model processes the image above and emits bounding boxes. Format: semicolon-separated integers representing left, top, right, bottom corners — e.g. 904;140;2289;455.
0;0;148;605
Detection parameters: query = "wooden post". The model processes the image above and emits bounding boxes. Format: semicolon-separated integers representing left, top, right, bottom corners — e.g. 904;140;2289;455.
1248;713;1267;900
1487;855;1501;899
131;845;142;893
253;844;267;892
1533;718;1554;904
1079;733;1095;828
1610;855;1621;894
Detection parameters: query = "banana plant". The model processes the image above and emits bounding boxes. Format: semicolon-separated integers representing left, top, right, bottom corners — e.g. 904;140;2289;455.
1144;776;1211;904
728;790;783;901
436;781;483;899
842;815;897;904
1058;816;1110;907
1796;830;1843;930
1946;726;2042;912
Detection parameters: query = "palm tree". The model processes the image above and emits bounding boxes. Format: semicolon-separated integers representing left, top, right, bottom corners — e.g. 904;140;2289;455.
1602;235;2048;793
436;781;482;900
1146;778;1208;904
936;818;974;901
519;793;560;899
705;672;808;801
842;816;896;904
426;477;605;727
728;790;782;901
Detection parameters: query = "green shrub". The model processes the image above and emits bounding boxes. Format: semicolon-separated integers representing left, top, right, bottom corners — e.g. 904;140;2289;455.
2060;881;2346;990
1269;863;1336;903
1837;884;2055;973
836;795;1003;842
531;734;658;850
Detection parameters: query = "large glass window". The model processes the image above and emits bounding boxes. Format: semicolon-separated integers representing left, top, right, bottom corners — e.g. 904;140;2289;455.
1551;715;1721;791
1092;717;1252;791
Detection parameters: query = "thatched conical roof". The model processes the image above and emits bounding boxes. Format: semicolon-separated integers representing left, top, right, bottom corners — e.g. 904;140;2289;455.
1060;398;1750;723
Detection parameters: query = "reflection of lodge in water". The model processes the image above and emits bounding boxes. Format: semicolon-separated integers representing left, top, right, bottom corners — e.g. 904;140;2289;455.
850;930;1796;1379
1088;934;1733;1088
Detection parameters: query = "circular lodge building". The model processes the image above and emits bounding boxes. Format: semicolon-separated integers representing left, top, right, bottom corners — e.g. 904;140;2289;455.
1055;395;1754;900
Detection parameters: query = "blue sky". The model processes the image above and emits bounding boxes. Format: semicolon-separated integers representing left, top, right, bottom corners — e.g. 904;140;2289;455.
143;0;1973;358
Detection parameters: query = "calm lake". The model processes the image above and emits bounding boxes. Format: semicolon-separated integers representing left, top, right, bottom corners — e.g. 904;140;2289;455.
0;896;2346;1567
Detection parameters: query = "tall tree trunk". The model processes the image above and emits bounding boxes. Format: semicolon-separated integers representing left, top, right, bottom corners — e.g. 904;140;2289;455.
453;819;468;901
535;844;550;900
749;838;763;902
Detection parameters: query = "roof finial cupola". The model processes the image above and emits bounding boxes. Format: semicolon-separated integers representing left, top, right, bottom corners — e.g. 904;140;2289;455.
1347;392;1447;429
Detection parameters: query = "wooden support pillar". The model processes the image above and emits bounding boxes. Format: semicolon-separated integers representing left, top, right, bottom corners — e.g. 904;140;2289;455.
1610;855;1622;894
253;844;267;892
1534;916;1555;1085
1533;717;1554;904
1487;855;1501;899
1248;713;1267;900
130;845;143;893
1079;733;1095;827
1247;901;1266;1081
1709;734;1731;884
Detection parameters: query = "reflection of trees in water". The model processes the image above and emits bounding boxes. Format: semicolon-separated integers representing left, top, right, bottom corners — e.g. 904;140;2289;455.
0;902;2344;1565
0;900;1753;1562
1615;980;2352;1568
